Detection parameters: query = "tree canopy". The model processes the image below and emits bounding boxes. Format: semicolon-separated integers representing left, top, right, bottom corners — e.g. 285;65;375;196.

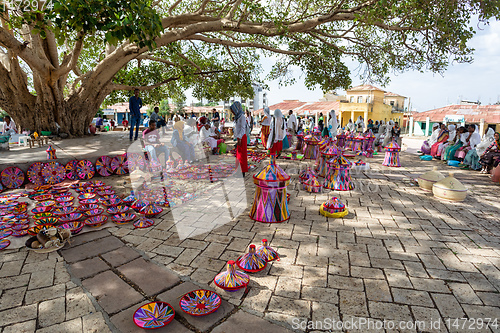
0;0;498;135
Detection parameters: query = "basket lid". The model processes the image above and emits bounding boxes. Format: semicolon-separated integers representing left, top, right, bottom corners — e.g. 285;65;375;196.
433;172;467;191
364;129;375;139
323;197;345;210
304;134;320;144
385;140;401;150
327;154;352;167
303;176;320;187
321;141;340;156
253;154;290;183
299;167;317;180
419;166;445;183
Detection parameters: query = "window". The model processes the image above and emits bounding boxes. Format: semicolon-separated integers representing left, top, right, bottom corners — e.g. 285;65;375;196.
366;96;371;103
350;96;355;103
357;96;363;103
390;101;395;106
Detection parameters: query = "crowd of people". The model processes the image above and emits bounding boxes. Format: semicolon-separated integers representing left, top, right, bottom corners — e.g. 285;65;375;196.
420;123;500;176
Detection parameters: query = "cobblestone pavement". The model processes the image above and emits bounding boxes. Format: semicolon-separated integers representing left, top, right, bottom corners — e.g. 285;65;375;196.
1;144;500;332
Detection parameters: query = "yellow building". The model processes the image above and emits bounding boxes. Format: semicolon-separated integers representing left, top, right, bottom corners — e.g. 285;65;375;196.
323;85;407;127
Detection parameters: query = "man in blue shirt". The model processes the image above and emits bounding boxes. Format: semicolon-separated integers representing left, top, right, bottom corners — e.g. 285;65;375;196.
129;89;142;141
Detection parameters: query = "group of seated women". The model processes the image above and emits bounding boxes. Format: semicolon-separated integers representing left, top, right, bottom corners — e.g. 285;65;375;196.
421;123;500;175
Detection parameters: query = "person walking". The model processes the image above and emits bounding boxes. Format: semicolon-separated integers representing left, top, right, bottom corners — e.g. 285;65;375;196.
128;88;142;141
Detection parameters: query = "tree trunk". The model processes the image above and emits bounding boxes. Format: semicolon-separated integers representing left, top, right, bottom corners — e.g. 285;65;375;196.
1;78;111;137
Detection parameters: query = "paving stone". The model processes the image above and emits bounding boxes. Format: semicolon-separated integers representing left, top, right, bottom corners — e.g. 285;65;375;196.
101;246;141;267
410;306;447;333
0;304;37;327
425;268;467;282
448;283;482;305
461;304;500;323
431;293;466;318
391;288;433;307
70;229;111;247
0;287;26;311
28;269;54;290
301;286;338;304
0;274;30;290
311;301;341;324
351;266;385;279
476;291;500;306
365;279;392;302
303;266;328;287
190;268;215;285
0;261;23;278
212;310;293;333
328;275;364;291
61;236;124;263
275;277;301;298
461;272;497;292
36;317;82;333
82;270;143;314
117;258;180;296
24;284;65;304
38;297;66;328
368;301;412;321
68;257;109;279
82;312;112;333
384;269;413;288
66;286;95;320
241;288;272;314
267;295;310;317
174;248;201;266
339;290;368;317
21;258;57;274
2;320;36;333
409;277;450;293
190;255;226;272
157;281;234;332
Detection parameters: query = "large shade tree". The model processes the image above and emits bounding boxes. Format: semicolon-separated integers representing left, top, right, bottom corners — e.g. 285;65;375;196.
0;0;498;136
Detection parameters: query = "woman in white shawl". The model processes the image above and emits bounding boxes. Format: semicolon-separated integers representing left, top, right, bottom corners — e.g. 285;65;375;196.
382;120;395;147
328;110;338;138
436;124;456;158
355;116;365;133
346;119;355;132
267;109;286;155
420;123;440;154
375;123;386;148
456;124;481;163
462;127;494;170
259;107;272;148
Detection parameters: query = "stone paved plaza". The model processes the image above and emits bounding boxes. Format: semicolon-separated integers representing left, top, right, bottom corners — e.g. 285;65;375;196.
1;139;500;332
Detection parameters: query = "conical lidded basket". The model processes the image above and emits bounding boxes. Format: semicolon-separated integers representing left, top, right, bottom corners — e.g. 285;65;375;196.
418;166;445;191
385;140;401;152
320;196;349;218
250;154;290;223
383;140;401;167
432;172;467;202
236;245;267;273
214;260;250;291
303;135;321;160
303;176;322;193
256;239;279;262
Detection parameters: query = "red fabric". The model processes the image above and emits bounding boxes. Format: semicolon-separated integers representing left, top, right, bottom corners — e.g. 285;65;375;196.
431;133;448;156
236;134;248;173
216;139;224;146
269;140;283;155
261;125;270;148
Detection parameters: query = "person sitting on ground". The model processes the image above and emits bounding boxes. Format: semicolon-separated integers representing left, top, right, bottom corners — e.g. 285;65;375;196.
200;122;224;154
462;127;495;170
143;120;170;168
431;123;449;158
455;124;481;164
479;132;500;174
172;116;196;165
2;116;17;135
443;126;466;161
420;123;440;155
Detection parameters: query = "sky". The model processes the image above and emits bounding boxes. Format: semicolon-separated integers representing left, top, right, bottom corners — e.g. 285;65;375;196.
187;19;500;113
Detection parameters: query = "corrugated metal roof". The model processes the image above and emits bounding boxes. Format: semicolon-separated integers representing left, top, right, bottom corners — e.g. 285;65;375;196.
412;105;500;123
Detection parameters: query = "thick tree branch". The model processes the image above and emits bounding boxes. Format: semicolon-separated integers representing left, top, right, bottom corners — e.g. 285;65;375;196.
111;69;229;91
